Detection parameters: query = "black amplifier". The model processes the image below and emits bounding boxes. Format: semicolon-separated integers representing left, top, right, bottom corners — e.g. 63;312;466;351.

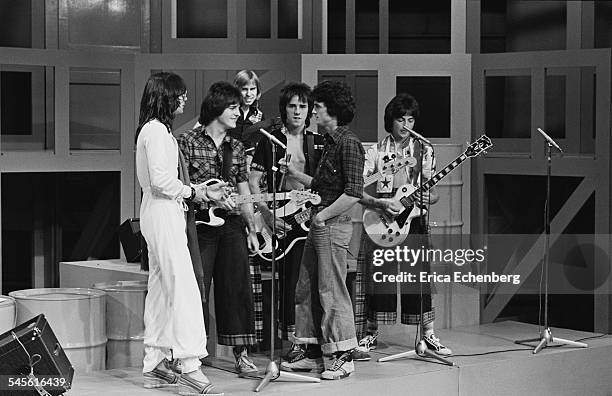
0;314;74;396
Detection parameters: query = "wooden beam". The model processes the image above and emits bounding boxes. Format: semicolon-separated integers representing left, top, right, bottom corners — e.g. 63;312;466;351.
566;0;583;50
346;0;355;53
483;175;595;322
258;70;285;94
465;0;480;54
319;0;326;53
379;0;388;54
451;0;467;54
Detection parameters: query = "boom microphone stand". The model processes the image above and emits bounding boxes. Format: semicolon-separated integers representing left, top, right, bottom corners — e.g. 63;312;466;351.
255;129;320;391
378;130;453;366
514;128;587;354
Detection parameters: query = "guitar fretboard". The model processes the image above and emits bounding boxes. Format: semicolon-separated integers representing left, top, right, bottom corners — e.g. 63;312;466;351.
364;173;380;187
233;192;293;204
364;159;412;187
399;153;468;208
294;207;312;224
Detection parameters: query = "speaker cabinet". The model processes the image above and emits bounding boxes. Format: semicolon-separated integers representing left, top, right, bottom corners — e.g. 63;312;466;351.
0;314;74;396
119;218;143;263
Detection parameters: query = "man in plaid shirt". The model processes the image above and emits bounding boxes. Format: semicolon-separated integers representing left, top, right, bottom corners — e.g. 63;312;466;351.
279;80;364;380
178;81;259;375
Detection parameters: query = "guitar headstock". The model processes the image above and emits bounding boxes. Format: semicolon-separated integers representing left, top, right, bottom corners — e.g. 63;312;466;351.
289;190;322;206
465;135;492;158
380;156;417;175
203;177;236;195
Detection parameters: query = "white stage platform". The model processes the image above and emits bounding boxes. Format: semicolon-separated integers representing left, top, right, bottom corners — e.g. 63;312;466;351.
65;321;612;396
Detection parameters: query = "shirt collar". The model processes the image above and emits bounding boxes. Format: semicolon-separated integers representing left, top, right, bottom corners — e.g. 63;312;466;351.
240;105;258;118
324;125;347;144
380;134;413;151
199;126;232;145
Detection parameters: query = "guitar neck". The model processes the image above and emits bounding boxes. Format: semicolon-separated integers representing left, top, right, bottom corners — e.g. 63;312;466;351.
294;207;312;224
364;173;381;187
402;153;469;205
232;192;291;205
364;159;412;187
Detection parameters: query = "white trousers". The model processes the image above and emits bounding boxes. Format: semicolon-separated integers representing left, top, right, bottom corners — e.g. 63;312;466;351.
140;193;208;373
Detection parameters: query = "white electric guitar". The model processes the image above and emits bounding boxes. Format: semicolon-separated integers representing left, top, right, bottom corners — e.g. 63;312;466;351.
195;179;321;227
363;135;492;248
252;154;417;261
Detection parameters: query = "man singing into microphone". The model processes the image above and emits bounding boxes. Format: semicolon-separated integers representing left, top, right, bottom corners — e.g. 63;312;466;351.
351;93;452;361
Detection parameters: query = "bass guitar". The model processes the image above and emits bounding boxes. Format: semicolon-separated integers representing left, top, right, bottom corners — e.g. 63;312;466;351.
363;135;492;248
195;178;321;227
253;154;417;261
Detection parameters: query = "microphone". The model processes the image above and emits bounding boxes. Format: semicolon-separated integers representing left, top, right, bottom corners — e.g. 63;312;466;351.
278;153;291;191
259;128;286;149
403;127;433;146
537;128;563;153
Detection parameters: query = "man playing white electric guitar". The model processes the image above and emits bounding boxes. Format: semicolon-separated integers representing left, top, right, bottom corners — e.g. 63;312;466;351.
352;93;452;361
178;81;260;374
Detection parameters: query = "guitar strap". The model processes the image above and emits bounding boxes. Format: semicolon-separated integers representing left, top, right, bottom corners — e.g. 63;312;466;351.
410;140;423;187
177;150;205;301
221;140;233;182
377;137;394;194
306;132;316;176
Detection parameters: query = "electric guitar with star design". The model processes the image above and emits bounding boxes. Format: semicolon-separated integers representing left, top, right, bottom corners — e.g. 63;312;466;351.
363;135;492;247
252;154;416;262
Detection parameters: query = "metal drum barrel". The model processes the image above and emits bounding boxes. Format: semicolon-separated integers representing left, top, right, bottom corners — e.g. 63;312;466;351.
9;288;106;372
0;295;16;334
429;144;464;238
93;281;147;369
426;144;479;328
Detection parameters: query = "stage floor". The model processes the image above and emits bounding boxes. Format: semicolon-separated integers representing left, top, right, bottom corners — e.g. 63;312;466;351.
65;321;612;396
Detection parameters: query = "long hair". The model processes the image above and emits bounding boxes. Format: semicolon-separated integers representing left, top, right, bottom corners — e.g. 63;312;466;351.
233;69;261;108
199;81;242;126
279;82;313;129
383;93;420;133
136;72;186;139
311;80;355;126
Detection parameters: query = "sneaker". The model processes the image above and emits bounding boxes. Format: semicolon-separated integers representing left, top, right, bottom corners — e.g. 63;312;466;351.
178;369;223;395
280;348;325;373
143;358;179;388
350;348;371;361
283;343;305;362
423;333;453;356
233;346;258;374
321;351;355;380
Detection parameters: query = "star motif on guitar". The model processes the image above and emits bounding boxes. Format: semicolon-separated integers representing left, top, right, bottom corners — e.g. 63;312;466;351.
381;177;391;188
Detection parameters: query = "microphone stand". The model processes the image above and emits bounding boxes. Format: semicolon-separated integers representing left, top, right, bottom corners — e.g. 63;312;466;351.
255;134;320;392
514;132;587;354
379;136;453;366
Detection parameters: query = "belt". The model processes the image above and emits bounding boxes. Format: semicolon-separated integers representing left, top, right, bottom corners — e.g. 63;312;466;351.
309;206;352;225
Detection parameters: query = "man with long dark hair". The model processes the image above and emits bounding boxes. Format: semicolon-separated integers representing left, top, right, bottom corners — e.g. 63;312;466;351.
178;81;260;375
136;71;227;395
278;80;363;380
